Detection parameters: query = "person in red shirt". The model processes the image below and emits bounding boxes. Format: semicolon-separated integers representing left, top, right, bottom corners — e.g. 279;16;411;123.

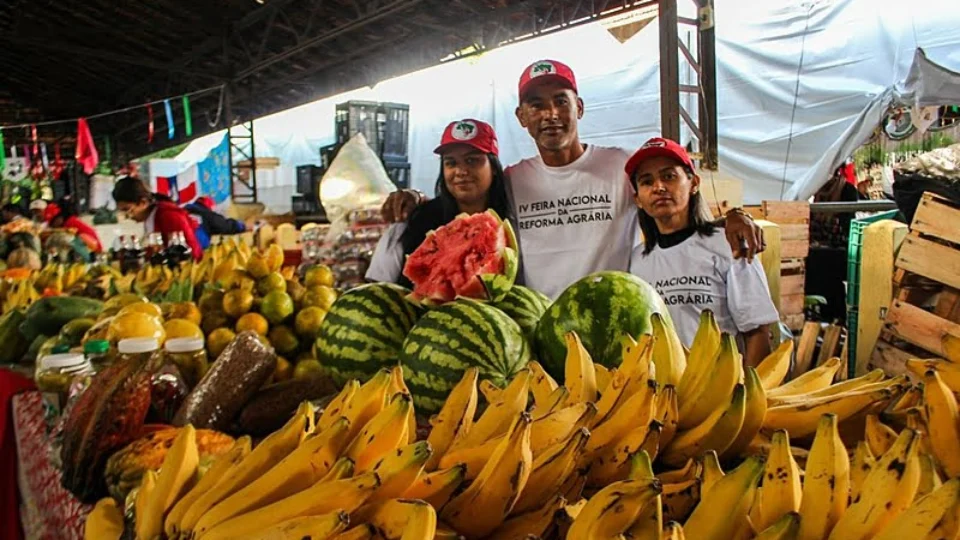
44;199;103;253
111;176;203;260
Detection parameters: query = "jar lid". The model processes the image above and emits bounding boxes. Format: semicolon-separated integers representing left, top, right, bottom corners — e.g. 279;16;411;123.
117;338;160;354
84;340;110;354
41;353;87;370
51;344;72;354
165;337;205;353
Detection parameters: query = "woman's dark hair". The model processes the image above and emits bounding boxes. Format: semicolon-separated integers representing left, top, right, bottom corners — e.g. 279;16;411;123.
112;175;153;204
55;196;80;219
633;165;716;255
2;202;24;216
399;152;511;260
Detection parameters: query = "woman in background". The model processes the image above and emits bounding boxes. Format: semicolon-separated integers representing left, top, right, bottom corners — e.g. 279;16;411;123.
112;176;202;260
44;197;103;253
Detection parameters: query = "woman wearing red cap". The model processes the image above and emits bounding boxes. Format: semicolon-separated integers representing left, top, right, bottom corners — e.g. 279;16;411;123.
366;119;511;286
626;138;779;367
44;198;103;253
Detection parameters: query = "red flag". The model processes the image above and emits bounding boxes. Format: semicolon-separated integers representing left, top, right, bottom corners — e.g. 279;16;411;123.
147;103;155;143
75;118;99;175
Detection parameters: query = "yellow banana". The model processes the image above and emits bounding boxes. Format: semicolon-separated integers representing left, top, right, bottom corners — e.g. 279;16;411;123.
564;331;598;403
527;360;558;409
678;333;742;429
400;463;466;509
134;470;157;540
766;369;889;407
587;379;657;454
513;427;589;514
595;363;612;393
343;368;393;442
655;384;680;448
425;367;478;470
907;359;960;392
322;456;356;482
762;384;897;438
918;453;944;498
905;407;934;457
698;450;724;496
850;440;875;502
347;392;412;472
766;357;842;399
357;498;437;540
628;448;656;480
755;340;794;390
331;524;377;540
828;428;922;540
756;430;803;531
441;413;533;538
661;478;701;523
194;417;351;536
201;473;380;540
657;458;699;485
479;379;503;404
942;333;960;363
85;498;123;540
756;512;800;540
317;379;358;431
449;369;529;451
626;452;662;540
532;386;569;420
371;441;432;501
494;493;566;540
588;335;653;428
567;478;662;538
253;510;349;540
560;466;588;502
165;436;251;538
138;424;198;540
651;311;686;388
676;311;722;403
723;366;767;459
797;413;849;540
619;333;654;382
389;365;418;444
926;492;960;540
922;369;960;478
865;413;898;457
179;406;311;532
683;455;763;540
663;521;687;540
588;421;662;487
875;478;960;540
661;384;746;468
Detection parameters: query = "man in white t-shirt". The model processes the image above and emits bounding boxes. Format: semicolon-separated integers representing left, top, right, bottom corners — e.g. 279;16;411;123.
381;60;763;299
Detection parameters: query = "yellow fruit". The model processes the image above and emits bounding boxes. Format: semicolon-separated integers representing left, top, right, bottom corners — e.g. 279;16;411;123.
108;312;166;343
207;328;236;358
82;316;114;344
286;280;306;306
117;302;164;319
236;313;269;336
163;319;204;340
165;302;202;325
198;289;225;314
222;289;254;318
228;269;256;292
295;306;328;339
261;290;295;325
294;359;324;380
269;325;300;355
103;293;148;312
305;265;335;288
302;286;337;311
258;272;286;296
201;311;231;335
246;254;270;279
275;356;293;382
265;244;285;273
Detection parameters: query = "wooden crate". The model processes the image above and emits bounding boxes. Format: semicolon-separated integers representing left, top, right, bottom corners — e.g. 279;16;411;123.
880;192;960;359
794;322;848;379
753;202;810;331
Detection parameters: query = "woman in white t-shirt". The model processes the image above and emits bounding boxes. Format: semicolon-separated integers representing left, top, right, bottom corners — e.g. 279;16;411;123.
626;138;780;367
365;119;513;286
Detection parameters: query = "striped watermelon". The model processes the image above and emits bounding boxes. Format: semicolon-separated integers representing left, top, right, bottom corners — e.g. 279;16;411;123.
399;297;530;413
535;271;674;381
494;285;551;343
314;283;424;385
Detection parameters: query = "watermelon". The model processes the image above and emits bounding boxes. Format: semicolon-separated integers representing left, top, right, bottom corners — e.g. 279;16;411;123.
535;271;674;380
494;285;551;343
314;283;424;385
399;297;530;413
402;209;518;305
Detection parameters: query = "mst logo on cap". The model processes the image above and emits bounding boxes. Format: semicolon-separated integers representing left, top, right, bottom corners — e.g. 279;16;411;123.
529;61;557;78
518;59;577;99
641;139;667;149
450;121;478;141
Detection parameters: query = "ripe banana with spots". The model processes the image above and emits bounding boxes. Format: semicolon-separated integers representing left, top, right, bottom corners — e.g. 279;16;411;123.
449;369;529;451
137;425;198;540
723;366;767;459
343;369;393;441
682;455;763;540
755;512;800;540
766;357;842;399
400;463;466;509
922;369;960;478
346;392;413;473
564;331;598;403
492;493;566;540
651;312;686;387
797;413;849;540
527;360;558;409
662;384;746;467
370;441;432;501
254;511;350;540
874;478;960;540
567;477;662;539
85;498;124;540
676;310;722;404
756;430;803;531
512;427;589;514
677;333;742;430
317;380;358;431
424;367;478;470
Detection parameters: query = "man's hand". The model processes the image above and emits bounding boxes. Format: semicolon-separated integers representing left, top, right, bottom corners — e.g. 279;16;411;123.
380;189;424;223
724;208;765;261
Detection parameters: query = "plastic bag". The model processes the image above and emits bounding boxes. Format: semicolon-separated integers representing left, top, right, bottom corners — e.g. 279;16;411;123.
319;133;396;229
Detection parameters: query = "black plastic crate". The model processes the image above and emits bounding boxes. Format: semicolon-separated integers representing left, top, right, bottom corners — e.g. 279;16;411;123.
292;194;321;215
296;165;322;195
381;102;410;161
384;160;411;190
335;101;409;161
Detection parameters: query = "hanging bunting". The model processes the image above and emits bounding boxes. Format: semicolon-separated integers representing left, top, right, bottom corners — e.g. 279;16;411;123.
147;103;155;143
164;99;175;139
22;145;30;168
40;143;49;170
182;95;193;136
51;142;64;179
75;118;100;175
31;125;38;156
0;129;5;173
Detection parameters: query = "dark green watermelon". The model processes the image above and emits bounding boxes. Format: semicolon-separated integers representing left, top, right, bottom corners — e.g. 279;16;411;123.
535;271;674;381
494;285;551;343
399;297;530;413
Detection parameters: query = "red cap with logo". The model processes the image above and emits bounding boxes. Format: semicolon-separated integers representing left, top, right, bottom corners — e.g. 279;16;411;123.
434;119;499;156
624;137;696;178
518;59;578;100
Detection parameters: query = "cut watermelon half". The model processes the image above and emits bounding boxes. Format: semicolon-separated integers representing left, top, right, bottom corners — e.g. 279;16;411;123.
402;209;518;305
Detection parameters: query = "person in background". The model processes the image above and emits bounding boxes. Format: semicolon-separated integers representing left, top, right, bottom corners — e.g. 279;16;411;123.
29;199;48;223
184;196;246;249
44;197;104;253
1;203;26;225
366;119;512;287
626;138;779;368
112;176;202;260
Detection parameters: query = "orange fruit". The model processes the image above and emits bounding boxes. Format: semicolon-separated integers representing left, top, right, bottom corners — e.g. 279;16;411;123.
108;311;166;343
165;302;202;325
198;289;225;314
274;356;293;382
304;265;335;288
293;359;324;381
286;280;306;307
302;286;337;311
163;318;204;340
236;313;269;336
261;290;294;325
246;253;270;279
207;328;236;359
200;311;231;336
117;302;164;320
269;325;300;355
294;307;328;339
222;289;254;318
257;272;286;296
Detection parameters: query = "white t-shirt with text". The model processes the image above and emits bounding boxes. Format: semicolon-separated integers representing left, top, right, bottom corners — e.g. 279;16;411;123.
629;230;780;347
365;223;406;283
506;145;638;299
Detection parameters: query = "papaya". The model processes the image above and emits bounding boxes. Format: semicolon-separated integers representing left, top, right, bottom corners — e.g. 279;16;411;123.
19;296;105;341
0;309;30;363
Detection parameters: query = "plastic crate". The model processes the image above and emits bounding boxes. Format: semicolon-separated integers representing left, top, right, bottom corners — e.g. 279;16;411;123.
846;307;859;379
845;210;900;308
296;165;322;195
335;101;409;160
384;160;411;190
381;102;410;161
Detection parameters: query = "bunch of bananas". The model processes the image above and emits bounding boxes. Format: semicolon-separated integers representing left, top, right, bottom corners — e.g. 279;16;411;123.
1;274;41;311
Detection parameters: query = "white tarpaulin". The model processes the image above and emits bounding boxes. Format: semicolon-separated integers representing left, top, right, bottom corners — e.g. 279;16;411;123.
175;0;960;209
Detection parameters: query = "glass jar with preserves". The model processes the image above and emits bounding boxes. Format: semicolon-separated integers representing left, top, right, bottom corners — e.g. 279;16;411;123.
83;339;112;371
164;337;208;388
35;353;95;424
116;337;160;367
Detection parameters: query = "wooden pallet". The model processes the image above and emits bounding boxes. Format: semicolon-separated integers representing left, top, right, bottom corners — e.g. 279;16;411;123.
794;321;848;380
880;192;960;359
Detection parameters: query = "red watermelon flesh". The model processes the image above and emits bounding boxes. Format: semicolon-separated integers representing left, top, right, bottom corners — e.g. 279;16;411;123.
403;210;517;304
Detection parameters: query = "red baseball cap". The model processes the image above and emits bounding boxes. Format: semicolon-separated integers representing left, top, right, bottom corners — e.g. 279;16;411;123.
434;119;499;156
195;196;215;209
518;59;578;101
624;137;696;178
43;203;62;223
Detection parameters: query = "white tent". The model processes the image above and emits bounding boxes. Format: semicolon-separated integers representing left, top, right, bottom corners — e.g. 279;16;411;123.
175;0;960;212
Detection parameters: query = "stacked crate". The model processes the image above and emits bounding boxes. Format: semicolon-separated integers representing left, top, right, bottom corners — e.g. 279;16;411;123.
758;201;810;331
